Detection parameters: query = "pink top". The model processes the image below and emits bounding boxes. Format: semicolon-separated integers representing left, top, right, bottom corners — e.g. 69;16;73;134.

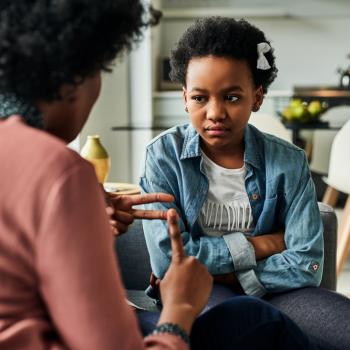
0;116;187;350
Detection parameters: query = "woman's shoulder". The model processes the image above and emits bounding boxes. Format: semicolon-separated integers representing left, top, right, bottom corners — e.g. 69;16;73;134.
1;116;87;181
0;117;94;242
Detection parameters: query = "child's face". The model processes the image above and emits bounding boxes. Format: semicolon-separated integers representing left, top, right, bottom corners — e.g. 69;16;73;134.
183;55;263;158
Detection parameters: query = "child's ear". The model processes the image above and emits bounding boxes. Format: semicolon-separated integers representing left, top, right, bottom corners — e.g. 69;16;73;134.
182;87;188;113
252;85;264;112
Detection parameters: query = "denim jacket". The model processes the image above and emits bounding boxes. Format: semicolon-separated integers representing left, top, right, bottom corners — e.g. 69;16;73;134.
139;123;324;297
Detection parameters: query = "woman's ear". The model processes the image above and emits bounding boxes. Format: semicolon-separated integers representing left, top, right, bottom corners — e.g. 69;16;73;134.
183;87;188;113
252;86;264;112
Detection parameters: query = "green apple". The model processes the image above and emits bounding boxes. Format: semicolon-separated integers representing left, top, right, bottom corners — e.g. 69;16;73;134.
308;100;322;117
289;99;303;109
291;104;305;119
291;104;311;122
282;107;294;121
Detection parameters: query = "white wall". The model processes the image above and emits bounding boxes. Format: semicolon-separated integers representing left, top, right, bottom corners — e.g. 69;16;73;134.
159;16;350;91
80;59;131;183
252;17;350;89
80;0;155;184
129;27;154;183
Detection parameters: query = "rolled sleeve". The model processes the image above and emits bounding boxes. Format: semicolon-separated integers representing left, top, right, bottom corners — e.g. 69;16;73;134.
223;232;256;271
236;269;267;297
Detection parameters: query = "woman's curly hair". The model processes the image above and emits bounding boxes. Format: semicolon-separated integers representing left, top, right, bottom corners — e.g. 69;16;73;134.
170;17;278;94
0;0;161;101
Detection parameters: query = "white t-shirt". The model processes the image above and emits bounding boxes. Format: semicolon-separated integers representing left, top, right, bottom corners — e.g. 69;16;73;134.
199;150;254;236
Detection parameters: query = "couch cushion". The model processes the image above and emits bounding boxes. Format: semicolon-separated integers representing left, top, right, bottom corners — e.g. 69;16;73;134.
115;219;152;290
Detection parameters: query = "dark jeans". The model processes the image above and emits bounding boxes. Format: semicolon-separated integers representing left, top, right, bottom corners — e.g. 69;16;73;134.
137;285;318;350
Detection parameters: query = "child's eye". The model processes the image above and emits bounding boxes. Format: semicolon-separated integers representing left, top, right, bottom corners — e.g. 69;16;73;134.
191;96;207;103
225;95;239;102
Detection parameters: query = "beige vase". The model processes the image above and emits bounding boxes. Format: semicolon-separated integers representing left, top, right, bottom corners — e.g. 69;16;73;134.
80;135;110;183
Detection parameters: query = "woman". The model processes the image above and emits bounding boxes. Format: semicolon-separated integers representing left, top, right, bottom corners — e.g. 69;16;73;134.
0;1;212;349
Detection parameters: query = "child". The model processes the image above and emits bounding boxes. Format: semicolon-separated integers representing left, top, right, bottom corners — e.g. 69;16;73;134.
140;17;350;349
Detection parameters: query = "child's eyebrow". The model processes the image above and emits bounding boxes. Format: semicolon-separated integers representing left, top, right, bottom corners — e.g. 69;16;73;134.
189;87;207;93
189;86;243;93
221;86;243;92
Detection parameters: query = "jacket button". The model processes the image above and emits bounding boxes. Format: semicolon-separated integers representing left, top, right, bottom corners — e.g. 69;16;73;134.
252;193;259;200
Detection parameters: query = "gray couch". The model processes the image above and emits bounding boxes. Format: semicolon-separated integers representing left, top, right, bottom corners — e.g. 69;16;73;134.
115;202;337;297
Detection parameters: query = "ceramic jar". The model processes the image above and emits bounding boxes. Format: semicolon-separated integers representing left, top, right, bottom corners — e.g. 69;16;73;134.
80;135;110;183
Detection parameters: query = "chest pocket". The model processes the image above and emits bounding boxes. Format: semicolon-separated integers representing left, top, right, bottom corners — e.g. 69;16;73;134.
255;194;278;234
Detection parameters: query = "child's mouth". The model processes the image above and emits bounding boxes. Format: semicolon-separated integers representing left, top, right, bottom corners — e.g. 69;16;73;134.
205;126;229;136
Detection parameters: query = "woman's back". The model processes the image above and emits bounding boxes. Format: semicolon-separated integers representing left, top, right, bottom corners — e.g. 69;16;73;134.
0;116;146;349
0;116;71;348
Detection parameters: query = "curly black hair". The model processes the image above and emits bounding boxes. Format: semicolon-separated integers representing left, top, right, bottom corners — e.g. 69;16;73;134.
0;0;161;101
170;17;278;94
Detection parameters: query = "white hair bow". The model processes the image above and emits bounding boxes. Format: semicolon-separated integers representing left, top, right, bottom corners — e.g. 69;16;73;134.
257;42;271;70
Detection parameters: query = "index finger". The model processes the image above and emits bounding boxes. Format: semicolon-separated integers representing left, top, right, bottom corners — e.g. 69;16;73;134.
167;209;185;263
132;209;168;220
128;193;174;206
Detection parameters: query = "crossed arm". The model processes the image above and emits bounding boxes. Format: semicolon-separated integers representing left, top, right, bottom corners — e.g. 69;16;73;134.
102;181;285;263
148;224;286;292
101;170;321;296
213;231;285;289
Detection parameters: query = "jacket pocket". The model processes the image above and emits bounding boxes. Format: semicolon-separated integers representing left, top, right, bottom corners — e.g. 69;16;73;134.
255;195;278;233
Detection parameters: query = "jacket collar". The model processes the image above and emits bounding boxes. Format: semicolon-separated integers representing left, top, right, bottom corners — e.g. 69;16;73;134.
180;123;262;170
180;124;201;159
244;124;262;170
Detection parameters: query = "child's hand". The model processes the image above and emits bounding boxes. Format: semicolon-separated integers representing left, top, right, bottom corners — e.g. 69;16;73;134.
212;273;244;292
248;230;286;260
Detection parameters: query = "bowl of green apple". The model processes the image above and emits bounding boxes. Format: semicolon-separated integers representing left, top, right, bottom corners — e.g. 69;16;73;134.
280;99;327;124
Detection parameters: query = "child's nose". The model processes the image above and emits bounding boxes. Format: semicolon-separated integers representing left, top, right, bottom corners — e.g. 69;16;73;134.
206;100;226;121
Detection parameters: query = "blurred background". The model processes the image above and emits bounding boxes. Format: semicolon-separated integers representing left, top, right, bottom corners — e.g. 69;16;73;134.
79;0;350;184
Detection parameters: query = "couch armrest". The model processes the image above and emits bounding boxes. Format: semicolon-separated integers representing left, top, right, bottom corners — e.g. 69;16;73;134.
318;202;337;291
